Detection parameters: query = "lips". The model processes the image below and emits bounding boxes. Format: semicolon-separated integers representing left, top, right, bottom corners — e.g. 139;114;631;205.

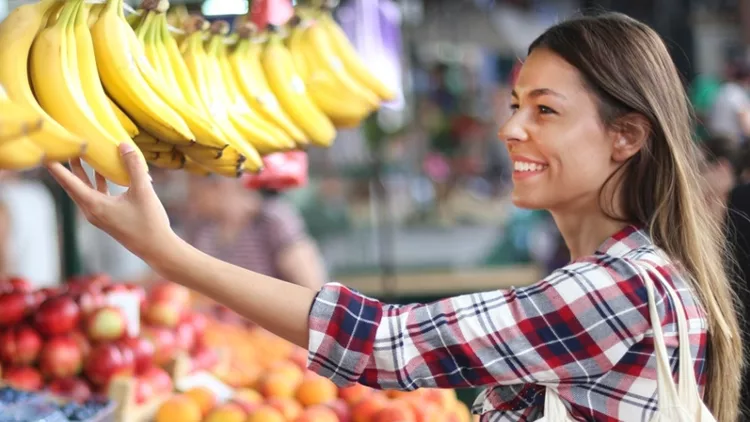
513;161;548;172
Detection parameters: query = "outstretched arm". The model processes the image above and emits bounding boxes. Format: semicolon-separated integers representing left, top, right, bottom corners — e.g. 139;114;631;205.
46;144;652;391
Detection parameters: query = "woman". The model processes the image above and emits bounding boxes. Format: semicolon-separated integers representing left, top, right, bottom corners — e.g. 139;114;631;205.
46;13;742;421
181;175;326;290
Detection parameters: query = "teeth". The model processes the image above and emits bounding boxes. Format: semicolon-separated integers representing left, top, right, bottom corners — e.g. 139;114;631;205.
513;161;547;172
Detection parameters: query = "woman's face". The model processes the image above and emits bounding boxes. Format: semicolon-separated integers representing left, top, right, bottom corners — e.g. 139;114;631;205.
499;48;625;212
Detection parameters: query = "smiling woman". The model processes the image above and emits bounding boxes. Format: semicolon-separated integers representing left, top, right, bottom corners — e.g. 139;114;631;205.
45;11;741;422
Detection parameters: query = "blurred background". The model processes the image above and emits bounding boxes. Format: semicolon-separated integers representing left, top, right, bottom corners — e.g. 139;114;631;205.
1;0;749;300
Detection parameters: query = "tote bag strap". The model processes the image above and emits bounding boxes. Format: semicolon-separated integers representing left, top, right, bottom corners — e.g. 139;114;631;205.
637;260;701;411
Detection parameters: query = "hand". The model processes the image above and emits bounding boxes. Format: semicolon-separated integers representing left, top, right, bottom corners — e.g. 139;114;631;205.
46;143;175;261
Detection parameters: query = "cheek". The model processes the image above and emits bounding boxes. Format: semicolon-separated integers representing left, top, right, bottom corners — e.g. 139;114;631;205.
554;145;613;188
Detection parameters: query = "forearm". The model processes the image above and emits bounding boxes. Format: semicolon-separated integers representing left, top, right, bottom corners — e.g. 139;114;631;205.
148;233;317;348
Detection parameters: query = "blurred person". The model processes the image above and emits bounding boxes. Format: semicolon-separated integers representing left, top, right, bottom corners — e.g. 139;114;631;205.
708;60;750;146
49;13;743;421
181;176;326;290
699;135;739;219
0;171;60;288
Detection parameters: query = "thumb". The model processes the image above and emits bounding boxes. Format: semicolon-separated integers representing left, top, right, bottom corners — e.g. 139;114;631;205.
119;143;152;190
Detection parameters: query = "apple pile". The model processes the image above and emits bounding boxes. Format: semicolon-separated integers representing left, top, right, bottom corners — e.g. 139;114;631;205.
0;274;218;407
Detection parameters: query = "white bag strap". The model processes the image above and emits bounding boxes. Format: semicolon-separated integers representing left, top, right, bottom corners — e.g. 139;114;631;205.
638;260;701;412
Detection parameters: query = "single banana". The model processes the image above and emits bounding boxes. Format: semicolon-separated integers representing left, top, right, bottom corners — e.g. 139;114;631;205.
181;17;263;172
142;150;160;161
181;144;243;164
72;0;143;152
0;0;86;161
0;137;46;170
260;31;336;147
86;3;104;28
189;159;244;178
0;85;44;143
318;11;396;102
230;25;308;146
30;0;133;186
286;22;310;82
91;0;194;145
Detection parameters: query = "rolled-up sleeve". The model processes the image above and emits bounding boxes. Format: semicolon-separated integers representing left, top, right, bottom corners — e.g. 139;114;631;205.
307;258;652;391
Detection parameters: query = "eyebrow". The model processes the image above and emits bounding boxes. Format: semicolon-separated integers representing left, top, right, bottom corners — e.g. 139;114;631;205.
511;88;567;100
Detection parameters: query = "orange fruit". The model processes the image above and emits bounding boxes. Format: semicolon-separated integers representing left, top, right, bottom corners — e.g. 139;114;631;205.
155;395;202;422
184;386;217;416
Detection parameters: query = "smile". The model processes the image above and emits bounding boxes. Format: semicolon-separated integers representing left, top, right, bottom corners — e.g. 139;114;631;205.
513;161;549;172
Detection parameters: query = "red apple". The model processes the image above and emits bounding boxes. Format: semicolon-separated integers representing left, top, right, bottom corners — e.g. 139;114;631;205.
118;336;155;374
0;292;33;326
190;345;219;373
74;290;107;317
39;335;83;379
102;284;128;295
0;325;42;365
34;296;81;337
69;331;91;359
47;377;92;402
85;306;127;342
3;366;43;390
140;326;177;365
142;299;183;328
84;343;134;386
148;281;191;307
139;365;172;395
182;312;208;339
0;276;31;293
175;321;196;352
326;398;352;422
134;376;153;404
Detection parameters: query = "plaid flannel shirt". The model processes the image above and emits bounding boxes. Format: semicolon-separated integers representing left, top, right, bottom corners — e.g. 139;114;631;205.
307;225;708;421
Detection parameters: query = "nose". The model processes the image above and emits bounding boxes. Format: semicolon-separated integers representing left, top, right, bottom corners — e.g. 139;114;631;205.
497;112;528;146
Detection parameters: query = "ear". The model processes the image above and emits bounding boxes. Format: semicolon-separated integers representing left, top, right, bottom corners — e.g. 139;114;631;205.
611;113;650;163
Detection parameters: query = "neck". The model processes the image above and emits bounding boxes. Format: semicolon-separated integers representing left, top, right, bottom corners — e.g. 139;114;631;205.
551;209;629;261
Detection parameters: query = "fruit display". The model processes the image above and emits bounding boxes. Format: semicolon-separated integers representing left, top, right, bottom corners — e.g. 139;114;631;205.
0;385;115;422
0;0;397;186
0;275;216;414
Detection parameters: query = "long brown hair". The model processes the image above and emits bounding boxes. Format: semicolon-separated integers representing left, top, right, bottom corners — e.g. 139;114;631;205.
529;12;743;421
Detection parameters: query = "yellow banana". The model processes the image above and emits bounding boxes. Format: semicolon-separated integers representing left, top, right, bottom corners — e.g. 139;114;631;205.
91;0;194;145
318;12;396;102
181;18;262;172
188;158;244;178
137;142;175;153
30;0;133;186
72;0;142;153
108;97;139;138
286;23;310;83
133;10;229;150
0;0;86;161
0;85;44;143
261;32;336;147
230;26;308;146
148;149;186;170
181;144;243;164
298;20;378;121
133;131;159;144
211;29;296;155
0;137;46;170
183;157;212;176
86;3;104;28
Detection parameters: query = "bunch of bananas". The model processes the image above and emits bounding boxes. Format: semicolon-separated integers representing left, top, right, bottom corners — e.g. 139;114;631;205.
0;0;396;185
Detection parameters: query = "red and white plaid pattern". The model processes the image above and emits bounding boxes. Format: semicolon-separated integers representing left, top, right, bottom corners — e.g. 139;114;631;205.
307;225;708;421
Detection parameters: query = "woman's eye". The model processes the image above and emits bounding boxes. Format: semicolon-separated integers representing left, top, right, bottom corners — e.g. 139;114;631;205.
538;105;556;115
509;104;519;113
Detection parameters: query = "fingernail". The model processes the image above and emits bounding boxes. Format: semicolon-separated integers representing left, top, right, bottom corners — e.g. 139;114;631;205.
119;143;134;155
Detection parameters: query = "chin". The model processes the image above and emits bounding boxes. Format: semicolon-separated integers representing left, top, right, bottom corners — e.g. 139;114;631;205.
510;189;549;210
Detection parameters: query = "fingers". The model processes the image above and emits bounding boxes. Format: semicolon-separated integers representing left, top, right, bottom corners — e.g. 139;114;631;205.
119;143;152;192
69;158;94;189
46;162;102;209
95;172;110;195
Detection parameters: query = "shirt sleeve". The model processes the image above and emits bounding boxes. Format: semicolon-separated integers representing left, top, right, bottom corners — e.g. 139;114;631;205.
306;257;652;390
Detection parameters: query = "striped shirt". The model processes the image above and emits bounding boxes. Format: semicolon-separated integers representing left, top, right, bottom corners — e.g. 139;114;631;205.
182;198;307;278
306;225;708;421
